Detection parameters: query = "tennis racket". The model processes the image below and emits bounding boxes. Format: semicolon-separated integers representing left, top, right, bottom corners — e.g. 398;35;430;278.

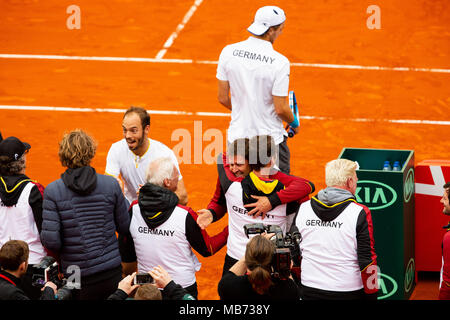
286;90;300;138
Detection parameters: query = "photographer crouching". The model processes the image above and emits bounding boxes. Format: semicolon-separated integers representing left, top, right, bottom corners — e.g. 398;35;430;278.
0;240;56;300
218;231;300;300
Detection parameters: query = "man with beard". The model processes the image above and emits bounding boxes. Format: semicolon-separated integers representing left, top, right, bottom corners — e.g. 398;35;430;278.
105;106;188;205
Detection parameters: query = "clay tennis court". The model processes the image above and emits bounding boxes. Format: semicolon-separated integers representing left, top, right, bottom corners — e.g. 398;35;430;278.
0;0;448;300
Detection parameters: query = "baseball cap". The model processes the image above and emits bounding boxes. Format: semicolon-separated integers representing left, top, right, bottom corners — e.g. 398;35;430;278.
247;6;286;36
0;136;31;163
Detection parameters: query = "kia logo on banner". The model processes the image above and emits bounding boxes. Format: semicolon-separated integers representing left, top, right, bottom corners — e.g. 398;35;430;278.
377;272;398;300
404;258;415;293
404;168;415;203
355;180;397;210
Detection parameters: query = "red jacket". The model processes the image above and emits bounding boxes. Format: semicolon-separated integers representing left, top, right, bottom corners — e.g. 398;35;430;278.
207;153;315;222
440;226;450;300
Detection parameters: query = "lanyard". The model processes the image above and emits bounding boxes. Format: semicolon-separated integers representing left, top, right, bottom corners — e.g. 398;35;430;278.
0;273;16;286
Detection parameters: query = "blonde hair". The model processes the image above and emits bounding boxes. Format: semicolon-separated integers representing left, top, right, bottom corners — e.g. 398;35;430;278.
58;129;97;168
325;159;357;187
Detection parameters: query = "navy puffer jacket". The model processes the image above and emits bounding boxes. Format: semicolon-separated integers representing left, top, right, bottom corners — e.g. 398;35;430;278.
41;166;130;277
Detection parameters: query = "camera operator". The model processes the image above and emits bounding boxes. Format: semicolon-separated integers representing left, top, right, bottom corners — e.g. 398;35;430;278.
106;272;163;300
218;234;300;300
0;240;56;300
107;266;194;300
106;272;140;300
149;265;195;300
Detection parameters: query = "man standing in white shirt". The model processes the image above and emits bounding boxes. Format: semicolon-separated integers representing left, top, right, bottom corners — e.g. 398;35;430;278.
216;5;298;174
105;106;188;205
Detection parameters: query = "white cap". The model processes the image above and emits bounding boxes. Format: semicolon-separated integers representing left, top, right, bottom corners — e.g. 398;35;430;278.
247;6;286;36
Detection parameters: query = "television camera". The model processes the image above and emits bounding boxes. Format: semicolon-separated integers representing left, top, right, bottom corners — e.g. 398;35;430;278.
244;223;302;281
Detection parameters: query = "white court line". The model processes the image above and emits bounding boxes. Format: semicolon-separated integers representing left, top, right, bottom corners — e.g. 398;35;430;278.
290;62;450;74
0;54;193;64
155;0;204;59
1;105;449;126
0;53;449;73
0;105;193;115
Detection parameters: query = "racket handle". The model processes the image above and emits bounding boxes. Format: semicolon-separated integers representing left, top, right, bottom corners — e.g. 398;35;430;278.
287;127;295;138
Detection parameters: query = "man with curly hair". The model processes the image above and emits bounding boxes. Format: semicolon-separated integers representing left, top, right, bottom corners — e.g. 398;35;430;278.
41;129;130;300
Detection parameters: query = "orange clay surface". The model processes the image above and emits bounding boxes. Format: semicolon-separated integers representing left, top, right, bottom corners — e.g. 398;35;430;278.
0;0;448;300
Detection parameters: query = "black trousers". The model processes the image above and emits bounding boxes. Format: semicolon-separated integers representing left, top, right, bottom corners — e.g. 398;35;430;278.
21;266;43;300
161;281;197;300
277;136;291;174
184;282;198;299
222;254;239;278
71;266;122;300
301;284;366;300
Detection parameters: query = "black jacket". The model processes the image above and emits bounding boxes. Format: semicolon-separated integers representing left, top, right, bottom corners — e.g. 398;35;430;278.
0;270;55;300
218;271;300;300
137;183;179;229
162;280;195;300
41;166;130;277
106;280;195;300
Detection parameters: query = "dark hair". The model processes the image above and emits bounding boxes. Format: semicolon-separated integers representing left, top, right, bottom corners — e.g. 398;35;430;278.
124;106;150;130
260;23;283;37
227;138;249;161
444;182;450;195
0;155;26;176
248;135;278;171
245;235;274;295
0;240;29;271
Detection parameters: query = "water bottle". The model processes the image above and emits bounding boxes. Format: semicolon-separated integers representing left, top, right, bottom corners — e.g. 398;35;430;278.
382;160;392;171
392;161;401;171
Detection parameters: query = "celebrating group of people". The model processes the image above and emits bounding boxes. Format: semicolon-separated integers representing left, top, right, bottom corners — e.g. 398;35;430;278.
0;105;380;301
1;4;448;301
